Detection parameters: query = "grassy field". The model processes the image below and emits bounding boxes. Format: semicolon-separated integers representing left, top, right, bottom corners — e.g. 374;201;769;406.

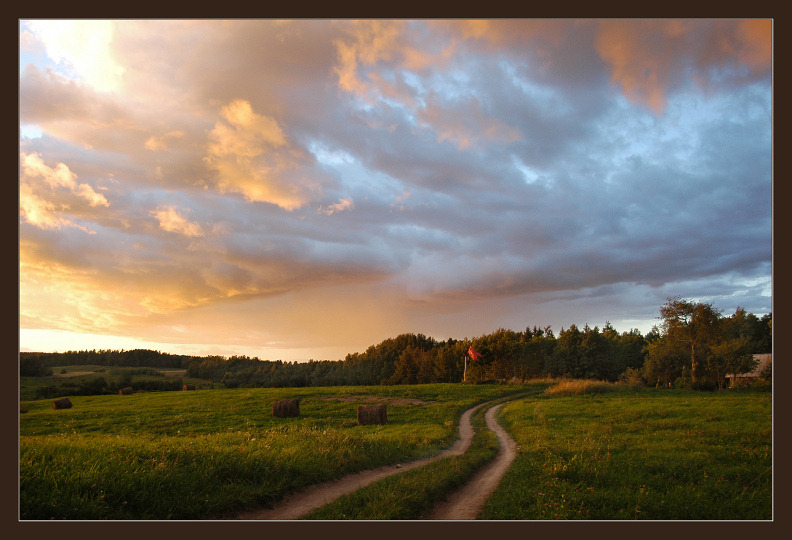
19;381;772;520
302;384;551;519
20;383;524;519
479;385;772;520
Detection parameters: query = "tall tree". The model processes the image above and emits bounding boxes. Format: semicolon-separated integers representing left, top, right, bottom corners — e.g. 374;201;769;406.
643;337;687;386
707;337;757;390
659;297;721;382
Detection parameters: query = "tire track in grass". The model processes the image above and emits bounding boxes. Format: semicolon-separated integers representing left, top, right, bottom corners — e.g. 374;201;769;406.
234;400;491;520
427;402;517;520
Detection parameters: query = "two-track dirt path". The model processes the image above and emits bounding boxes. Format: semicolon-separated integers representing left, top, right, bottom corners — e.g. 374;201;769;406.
426;402;517;520
234;401;491;520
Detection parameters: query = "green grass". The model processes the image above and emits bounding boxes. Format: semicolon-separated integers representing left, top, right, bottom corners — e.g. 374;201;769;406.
21;381;771;520
302;383;551;519
479;385;772;520
20;383;524;519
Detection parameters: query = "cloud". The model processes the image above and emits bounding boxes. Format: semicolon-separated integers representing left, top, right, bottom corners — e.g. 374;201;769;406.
23;20;125;94
145;131;184;151
19;183;68;231
594;19;772;114
151;206;204;237
318;196;355;215
20;152;108;232
18;20;772;360
203;99;317;209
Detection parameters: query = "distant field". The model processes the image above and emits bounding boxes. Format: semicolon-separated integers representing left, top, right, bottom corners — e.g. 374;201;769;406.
54;367;186;378
19;365;206;401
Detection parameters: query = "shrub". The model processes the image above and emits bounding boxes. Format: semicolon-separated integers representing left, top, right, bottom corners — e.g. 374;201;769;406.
691;377;717;392
750;378;772;392
20;357;53;377
35;386;60;399
618;367;645;388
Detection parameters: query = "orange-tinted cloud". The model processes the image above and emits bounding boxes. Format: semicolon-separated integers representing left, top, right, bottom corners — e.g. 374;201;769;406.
20;152;108;232
203;99;315;209
151;205;204;237
733;20;772;74
594;19;772;114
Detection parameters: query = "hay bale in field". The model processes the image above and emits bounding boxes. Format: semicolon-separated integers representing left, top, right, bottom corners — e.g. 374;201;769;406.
52;397;73;410
182;384;196;391
119;386;134;395
272;398;300;418
357;403;387;426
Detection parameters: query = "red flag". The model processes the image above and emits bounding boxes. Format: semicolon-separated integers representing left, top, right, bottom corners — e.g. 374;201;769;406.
467;347;483;361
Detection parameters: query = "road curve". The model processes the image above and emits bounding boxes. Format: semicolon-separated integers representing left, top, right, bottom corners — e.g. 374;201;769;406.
233;401;489;520
427;403;517;520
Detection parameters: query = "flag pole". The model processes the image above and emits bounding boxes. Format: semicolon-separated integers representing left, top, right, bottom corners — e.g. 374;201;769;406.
463;355;467;383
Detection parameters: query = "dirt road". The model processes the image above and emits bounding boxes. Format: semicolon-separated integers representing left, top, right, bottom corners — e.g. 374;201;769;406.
426;403;517;520
234;401;490;520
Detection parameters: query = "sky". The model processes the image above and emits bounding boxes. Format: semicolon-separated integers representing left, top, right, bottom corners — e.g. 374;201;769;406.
18;19;773;362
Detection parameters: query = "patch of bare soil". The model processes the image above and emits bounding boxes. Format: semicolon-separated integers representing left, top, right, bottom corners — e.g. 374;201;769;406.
426;403;517;520
232;401;487;520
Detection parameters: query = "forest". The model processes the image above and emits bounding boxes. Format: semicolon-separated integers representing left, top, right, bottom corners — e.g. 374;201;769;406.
20;298;771;392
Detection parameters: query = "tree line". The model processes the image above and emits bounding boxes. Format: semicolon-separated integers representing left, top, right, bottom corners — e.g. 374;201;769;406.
175;299;773;389
20;348;198;373
20;298;771;391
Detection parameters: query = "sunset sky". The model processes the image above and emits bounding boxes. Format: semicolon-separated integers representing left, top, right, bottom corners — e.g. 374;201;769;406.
19;19;773;362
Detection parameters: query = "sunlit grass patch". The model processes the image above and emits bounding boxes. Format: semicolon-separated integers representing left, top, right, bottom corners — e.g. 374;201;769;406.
544;379;618;396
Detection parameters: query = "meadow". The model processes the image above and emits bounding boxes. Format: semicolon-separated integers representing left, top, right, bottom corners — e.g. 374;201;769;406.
19;383;523;519
480;385;772;520
19;379;772;520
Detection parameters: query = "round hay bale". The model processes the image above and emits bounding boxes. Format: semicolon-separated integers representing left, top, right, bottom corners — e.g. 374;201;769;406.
119;386;134;395
182;384;196;391
272;398;300;418
357;403;387;425
52;397;73;410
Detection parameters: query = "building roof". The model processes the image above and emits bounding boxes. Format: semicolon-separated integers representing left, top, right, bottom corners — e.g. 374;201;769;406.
730;353;772;379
